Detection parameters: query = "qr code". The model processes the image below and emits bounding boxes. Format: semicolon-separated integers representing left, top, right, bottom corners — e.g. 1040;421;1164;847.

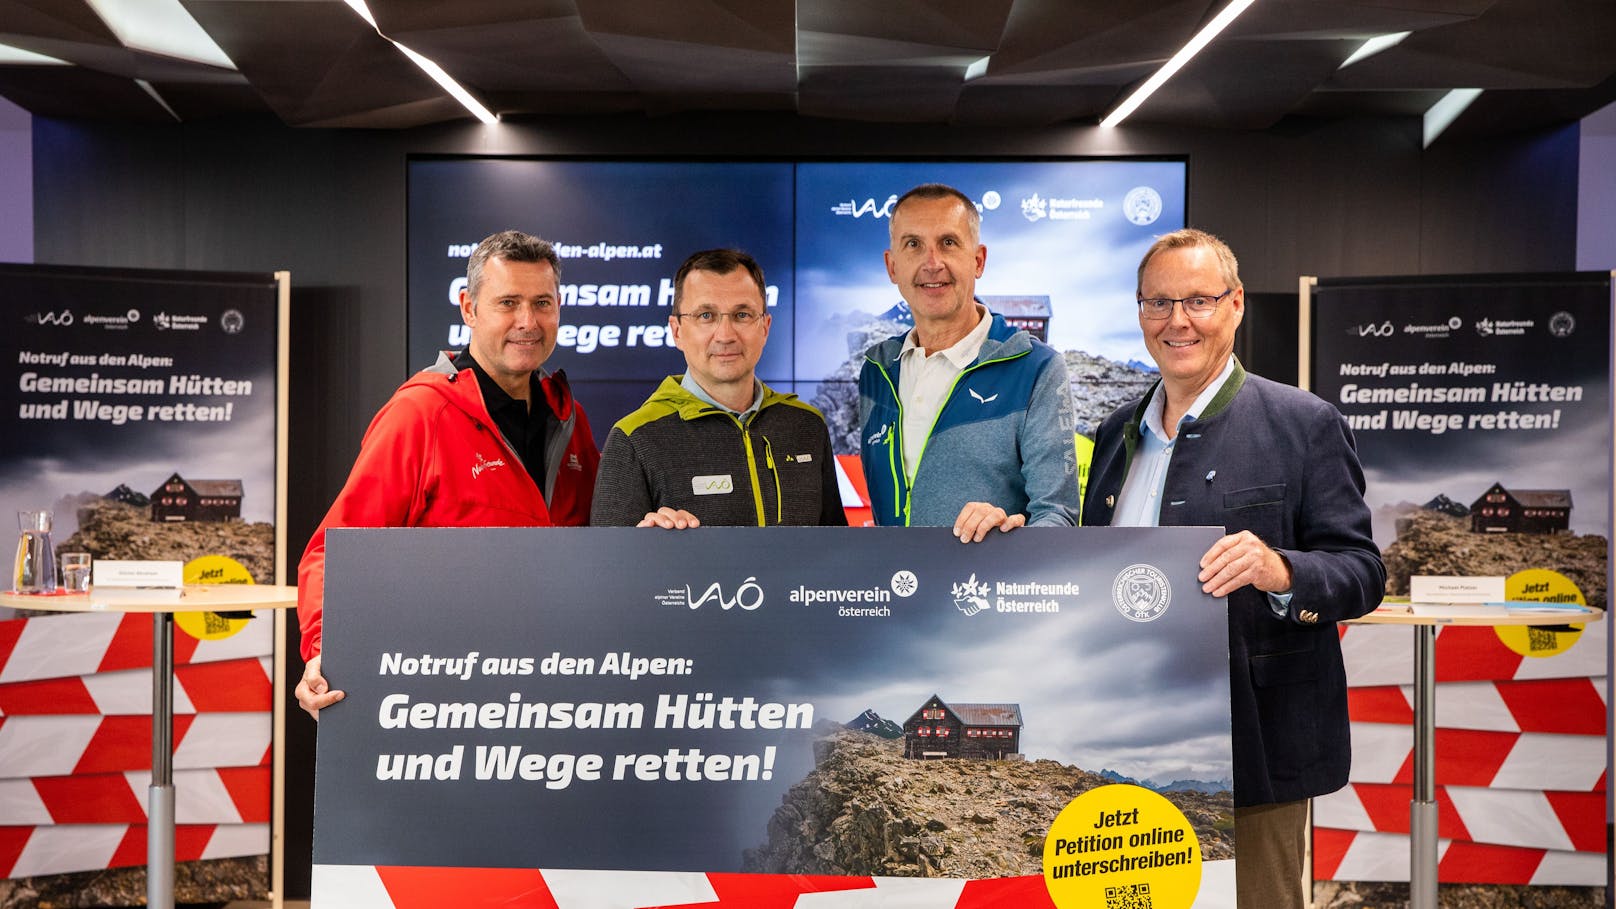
1105;882;1152;909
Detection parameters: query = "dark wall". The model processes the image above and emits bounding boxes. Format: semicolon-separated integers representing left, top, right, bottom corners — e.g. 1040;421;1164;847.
30;111;1581;897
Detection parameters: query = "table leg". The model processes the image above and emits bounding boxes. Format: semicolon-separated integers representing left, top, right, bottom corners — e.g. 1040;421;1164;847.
1410;624;1438;909
149;613;175;909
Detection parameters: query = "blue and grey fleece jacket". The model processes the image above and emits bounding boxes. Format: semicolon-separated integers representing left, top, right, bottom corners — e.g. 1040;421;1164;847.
857;312;1080;527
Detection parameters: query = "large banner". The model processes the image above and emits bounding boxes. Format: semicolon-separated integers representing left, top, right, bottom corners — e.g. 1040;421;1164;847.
1307;273;1611;886
313;526;1235;909
0;264;285;896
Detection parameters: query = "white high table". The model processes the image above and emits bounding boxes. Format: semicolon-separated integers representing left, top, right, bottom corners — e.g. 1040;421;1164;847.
1344;605;1604;909
0;584;297;909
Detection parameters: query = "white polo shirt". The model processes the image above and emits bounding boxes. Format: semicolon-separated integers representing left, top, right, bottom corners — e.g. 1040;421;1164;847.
896;304;991;480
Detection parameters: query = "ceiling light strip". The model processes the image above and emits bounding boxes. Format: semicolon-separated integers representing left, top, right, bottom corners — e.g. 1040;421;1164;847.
1100;0;1258;128
391;42;498;124
1423;88;1482;148
342;0;497;124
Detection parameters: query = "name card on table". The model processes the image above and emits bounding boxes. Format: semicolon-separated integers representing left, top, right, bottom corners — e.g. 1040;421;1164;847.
90;560;184;603
1409;575;1505;604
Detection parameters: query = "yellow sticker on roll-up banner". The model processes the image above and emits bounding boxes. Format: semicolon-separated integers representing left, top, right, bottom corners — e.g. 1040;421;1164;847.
175;555;255;641
1495;568;1588;658
1043;783;1201;909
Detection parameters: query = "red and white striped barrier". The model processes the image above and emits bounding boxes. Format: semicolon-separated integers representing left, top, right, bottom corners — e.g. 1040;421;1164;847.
310;863;1238;909
1;766;270;825
1338;623;1606;685
1320;622;1608;885
1314;828;1605;886
0;822;269;879
0;611;275;878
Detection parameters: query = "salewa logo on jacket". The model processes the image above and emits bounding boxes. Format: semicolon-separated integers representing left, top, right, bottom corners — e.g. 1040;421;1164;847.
968;387;999;404
867;422;891;446
471;452;508;479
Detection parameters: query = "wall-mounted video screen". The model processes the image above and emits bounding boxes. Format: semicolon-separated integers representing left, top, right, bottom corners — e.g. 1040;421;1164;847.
407;158;1186;452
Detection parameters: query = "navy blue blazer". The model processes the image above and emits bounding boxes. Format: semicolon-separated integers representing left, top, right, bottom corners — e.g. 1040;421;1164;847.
1083;361;1385;807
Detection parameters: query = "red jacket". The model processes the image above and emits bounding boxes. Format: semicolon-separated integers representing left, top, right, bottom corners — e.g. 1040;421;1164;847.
297;353;598;659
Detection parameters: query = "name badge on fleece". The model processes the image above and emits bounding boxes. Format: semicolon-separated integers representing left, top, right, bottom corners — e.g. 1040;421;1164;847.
692;474;734;495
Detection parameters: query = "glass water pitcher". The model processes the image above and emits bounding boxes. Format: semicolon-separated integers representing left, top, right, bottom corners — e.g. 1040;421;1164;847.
13;510;56;594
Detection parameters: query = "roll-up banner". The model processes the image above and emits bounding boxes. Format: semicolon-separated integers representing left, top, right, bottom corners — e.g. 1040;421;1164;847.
1306;273;1612;886
0;263;288;900
312;526;1237;909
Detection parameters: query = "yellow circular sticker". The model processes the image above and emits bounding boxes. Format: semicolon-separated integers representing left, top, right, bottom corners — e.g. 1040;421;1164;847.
175;555;256;641
184;555;256;586
1495;568;1588;658
1044;783;1201;909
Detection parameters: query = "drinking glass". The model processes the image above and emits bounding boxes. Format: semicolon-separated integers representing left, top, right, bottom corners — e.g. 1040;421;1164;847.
61;551;92;592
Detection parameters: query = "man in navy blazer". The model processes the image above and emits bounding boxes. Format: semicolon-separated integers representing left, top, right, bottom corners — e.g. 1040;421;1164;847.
1083;229;1384;909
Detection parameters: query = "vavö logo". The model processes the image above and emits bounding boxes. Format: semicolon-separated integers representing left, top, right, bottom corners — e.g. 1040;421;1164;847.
952;574;991;616
1346;321;1394;338
831;195;899;219
692;474;734;495
686;577;764;611
25;309;73;326
1112;564;1171;623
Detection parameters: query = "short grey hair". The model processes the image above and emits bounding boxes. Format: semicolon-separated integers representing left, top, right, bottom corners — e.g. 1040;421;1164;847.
466;230;562;301
889;183;982;245
1136;228;1242;293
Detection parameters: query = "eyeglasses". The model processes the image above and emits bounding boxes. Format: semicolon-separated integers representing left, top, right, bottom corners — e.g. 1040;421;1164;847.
1137;289;1232;320
674;309;766;328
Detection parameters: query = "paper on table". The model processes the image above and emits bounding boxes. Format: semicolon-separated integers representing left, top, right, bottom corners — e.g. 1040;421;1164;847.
1408;603;1508;618
1498;600;1597;614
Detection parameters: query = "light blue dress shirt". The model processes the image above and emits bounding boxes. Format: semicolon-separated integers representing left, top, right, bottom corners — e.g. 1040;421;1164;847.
1111;357;1291;617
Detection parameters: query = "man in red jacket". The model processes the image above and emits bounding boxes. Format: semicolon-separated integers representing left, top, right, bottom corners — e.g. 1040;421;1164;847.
295;230;599;718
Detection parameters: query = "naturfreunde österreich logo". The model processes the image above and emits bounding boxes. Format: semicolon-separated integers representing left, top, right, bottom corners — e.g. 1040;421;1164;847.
951;573;1080;617
1112;564;1171;623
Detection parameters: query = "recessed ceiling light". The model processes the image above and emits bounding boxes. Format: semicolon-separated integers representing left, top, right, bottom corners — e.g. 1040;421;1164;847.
1424;88;1483;147
1339;32;1411;70
83;0;235;69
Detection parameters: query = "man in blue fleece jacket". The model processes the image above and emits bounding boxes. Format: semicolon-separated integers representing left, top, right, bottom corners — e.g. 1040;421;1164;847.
858;183;1080;540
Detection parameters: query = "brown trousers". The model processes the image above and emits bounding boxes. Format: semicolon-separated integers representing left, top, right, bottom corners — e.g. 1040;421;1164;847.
1234;799;1310;909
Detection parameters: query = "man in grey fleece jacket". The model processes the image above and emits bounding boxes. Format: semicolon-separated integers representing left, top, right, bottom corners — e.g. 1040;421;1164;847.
858;184;1080;540
592;248;846;528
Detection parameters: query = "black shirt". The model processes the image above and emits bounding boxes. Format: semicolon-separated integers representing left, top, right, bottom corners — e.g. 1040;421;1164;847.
452;349;553;489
